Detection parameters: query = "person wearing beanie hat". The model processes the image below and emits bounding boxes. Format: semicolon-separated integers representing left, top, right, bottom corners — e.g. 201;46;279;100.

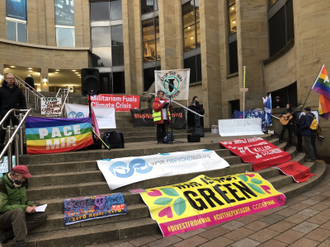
0;165;47;247
273;96;284;109
300;107;316;161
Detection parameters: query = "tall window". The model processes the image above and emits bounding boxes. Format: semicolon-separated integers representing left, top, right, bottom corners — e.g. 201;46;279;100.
90;0;125;94
184;54;201;84
55;0;75;47
141;0;158;15
6;0;27;42
142;17;160;63
268;0;294;57
182;0;200;52
228;0;238;74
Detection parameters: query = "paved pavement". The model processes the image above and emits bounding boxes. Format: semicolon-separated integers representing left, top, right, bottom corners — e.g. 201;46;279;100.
85;164;330;247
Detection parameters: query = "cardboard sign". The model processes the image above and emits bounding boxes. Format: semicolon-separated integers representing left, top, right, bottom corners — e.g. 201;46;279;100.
41;97;62;115
140;173;286;237
90;94;140;112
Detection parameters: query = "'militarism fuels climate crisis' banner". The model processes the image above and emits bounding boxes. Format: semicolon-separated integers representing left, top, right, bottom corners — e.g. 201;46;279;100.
140;173;286;237
25;117;94;154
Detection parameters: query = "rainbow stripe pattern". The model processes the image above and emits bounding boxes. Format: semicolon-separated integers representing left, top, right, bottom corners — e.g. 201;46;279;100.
25;117;94;154
312;65;330;99
319;94;330;120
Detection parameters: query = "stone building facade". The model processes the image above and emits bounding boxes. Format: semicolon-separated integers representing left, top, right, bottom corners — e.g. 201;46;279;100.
1;0;330;160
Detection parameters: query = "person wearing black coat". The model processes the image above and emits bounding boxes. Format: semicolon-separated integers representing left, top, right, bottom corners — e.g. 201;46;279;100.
300;107;315;161
188;96;204;137
0;73;27;145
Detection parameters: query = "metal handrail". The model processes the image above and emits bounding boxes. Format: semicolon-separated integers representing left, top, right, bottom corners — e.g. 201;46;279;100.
0;109;33;171
14;75;44;99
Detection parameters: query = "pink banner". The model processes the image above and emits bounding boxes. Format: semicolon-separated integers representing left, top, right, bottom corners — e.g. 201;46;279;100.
220;137;291;171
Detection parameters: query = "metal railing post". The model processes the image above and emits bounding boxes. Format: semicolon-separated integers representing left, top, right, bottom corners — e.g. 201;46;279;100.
19;113;23;155
6;126;12;171
14;125;19;166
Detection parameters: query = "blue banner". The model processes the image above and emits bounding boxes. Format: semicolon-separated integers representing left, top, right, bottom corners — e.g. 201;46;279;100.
64;193;128;225
6;0;27;20
55;0;74;26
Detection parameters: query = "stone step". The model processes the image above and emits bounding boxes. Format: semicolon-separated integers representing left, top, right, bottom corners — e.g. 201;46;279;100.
30;203;150;234
26;148;232;176
124;133;189;143
3;218;159;247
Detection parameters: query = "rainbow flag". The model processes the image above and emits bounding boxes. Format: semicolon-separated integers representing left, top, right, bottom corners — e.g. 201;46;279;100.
319;94;330;120
312;65;330;99
25;117;94;155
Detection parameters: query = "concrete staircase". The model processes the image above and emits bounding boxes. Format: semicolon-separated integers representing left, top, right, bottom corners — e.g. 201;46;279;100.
2;130;327;247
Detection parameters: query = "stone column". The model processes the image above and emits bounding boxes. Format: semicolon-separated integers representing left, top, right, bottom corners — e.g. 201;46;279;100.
200;0;221;128
158;0;182;70
236;0;268;109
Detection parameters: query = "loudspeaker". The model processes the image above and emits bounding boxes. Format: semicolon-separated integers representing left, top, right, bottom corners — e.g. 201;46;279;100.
81;68;100;96
187;134;200;142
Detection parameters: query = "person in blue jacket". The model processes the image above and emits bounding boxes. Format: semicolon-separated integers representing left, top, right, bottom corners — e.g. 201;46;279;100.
300;107;315;161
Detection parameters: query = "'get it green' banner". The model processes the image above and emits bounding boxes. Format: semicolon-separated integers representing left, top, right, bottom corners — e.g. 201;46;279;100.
140;173;286;237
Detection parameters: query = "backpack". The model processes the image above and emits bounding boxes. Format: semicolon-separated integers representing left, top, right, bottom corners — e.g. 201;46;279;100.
163;132;174;143
102;131;124;148
309;114;322;136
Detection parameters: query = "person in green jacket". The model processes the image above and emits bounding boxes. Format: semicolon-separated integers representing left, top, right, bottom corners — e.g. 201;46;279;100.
0;165;47;247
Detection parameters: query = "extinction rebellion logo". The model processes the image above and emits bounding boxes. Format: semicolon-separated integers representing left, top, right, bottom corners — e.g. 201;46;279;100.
161;71;184;98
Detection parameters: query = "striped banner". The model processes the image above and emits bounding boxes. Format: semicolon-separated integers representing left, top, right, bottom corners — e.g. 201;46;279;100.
25;117;94;154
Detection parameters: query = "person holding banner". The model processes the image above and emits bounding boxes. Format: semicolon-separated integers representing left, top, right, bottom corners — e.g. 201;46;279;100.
152;90;171;143
0;74;27;147
0;165;47;247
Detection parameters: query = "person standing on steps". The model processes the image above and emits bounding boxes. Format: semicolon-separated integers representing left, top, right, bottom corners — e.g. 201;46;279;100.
152;90;171;143
279;104;295;151
300;107;316;162
0;165;47;247
0;73;27;147
188;96;204;137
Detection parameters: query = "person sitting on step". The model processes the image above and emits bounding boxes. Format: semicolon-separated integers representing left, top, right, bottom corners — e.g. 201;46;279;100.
0;165;47;247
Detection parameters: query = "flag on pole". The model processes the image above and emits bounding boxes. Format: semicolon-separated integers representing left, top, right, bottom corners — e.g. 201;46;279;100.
319;94;330;120
262;93;272;125
312;65;330;99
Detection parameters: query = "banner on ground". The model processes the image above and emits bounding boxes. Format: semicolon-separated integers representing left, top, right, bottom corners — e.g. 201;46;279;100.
274;161;316;183
155;69;190;100
218;118;264;137
220;137;291;171
97;149;230;190
25;117;94;154
90;94;140;112
130;108;186;129
140;173;286;237
63;193;128;225
41;97;62;115
65;103;116;129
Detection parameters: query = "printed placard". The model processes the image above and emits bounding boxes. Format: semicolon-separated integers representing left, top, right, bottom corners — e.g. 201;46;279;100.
90;94;140;112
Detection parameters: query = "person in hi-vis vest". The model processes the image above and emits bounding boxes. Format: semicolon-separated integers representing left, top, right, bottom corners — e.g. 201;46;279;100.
152;90;171;143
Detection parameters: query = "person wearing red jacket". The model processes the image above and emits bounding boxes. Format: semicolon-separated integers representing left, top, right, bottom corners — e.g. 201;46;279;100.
152;90;171;143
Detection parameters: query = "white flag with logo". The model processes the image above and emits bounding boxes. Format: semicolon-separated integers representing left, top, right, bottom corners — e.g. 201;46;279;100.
155;69;190;100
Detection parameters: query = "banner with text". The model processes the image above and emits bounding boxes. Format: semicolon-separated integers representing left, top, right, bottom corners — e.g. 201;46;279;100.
64;193;128;225
218;118;264;136
220;137;291;171
140;173;286;237
65;103;116;129
274;161;316;183
155;69;190;100
97;149;230;190
41;97;62;115
130;108;186;129
25;117;94;154
90;94;140;112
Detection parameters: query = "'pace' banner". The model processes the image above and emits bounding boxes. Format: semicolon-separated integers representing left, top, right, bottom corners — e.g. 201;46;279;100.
220;137;291;171
140;173;286;237
25;117;94;154
90;94;140;112
97;149;230;190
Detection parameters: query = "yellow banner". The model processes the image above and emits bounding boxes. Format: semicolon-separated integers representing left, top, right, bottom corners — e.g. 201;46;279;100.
140;173;286;237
